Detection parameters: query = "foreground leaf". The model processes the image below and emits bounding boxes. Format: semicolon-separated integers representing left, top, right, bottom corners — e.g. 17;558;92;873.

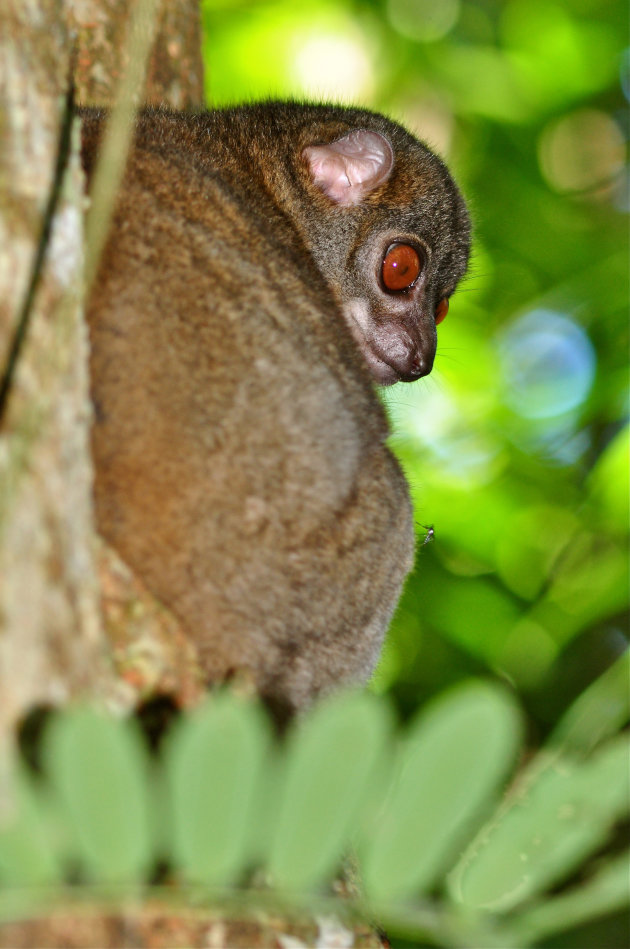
450;736;630;911
0;764;60;888
269;691;392;891
550;649;630;754
44;707;152;883
513;850;630;947
362;680;522;902
166;692;269;885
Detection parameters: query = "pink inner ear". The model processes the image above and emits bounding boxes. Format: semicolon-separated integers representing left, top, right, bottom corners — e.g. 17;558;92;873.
303;130;394;206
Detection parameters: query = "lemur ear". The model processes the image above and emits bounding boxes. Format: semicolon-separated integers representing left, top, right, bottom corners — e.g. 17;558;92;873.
303;130;394;206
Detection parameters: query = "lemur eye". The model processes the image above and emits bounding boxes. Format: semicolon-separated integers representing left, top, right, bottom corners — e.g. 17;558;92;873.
381;243;422;292
435;298;449;324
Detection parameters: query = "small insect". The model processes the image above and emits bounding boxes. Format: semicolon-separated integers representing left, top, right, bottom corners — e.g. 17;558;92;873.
421;524;435;546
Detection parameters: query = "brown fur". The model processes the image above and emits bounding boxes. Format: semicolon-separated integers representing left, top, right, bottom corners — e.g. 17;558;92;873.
80;103;470;716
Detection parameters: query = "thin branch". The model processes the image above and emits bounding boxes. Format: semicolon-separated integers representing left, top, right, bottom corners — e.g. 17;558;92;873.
83;0;163;293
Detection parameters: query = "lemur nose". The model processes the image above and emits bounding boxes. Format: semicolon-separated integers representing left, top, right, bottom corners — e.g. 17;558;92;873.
395;345;435;382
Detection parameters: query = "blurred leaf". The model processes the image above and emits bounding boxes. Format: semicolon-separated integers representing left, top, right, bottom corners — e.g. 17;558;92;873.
513;851;630;947
544;542;629;644
362;680;521;902
426;43;532;122
0;764;60;888
44;707;152;883
549;649;630;754
495;504;579;600
166;692;269;885
501;1;618;108
268;691;392;891
498;616;559;689
587;424;630;533
245;739;283;864
450;736;630;912
408;479;518;574
422;574;521;665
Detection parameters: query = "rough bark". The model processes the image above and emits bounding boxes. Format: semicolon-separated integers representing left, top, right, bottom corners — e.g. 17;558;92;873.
0;905;386;949
0;0;110;742
0;0;207;740
71;0;205;108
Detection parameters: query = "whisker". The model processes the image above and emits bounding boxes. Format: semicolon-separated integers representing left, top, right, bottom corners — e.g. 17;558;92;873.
435;353;465;368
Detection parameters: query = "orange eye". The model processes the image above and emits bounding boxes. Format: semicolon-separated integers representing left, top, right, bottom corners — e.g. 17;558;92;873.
435;298;449;325
381;243;422;292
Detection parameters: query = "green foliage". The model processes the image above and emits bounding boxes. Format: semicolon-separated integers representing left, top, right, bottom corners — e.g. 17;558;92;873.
450;737;630;912
165;692;270;885
43;708;153;884
549;647;630;753
361;681;521;902
0;766;60;889
200;0;629;728
268;690;391;891
0;666;628;947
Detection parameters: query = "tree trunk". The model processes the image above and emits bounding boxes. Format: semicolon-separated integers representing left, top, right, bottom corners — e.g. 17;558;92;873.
0;0;208;742
71;0;205;108
0;0;108;742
